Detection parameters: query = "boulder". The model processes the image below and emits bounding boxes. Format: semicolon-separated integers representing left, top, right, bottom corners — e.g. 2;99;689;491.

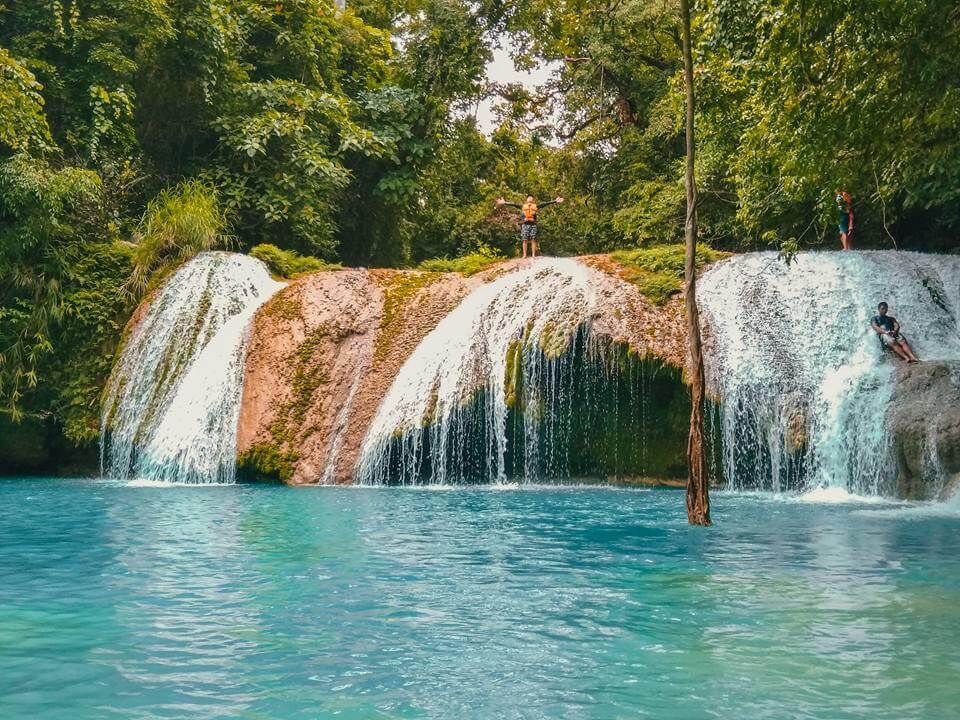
888;361;960;499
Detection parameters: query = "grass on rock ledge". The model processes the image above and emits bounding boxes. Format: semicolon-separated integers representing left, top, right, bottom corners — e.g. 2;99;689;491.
251;244;342;278
610;244;729;305
416;248;504;276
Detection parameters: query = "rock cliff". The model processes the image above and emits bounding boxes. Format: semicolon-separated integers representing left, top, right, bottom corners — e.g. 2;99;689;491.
888;361;960;499
236;257;690;484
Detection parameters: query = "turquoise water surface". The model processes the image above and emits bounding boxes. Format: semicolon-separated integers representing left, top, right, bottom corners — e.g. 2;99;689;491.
1;480;959;719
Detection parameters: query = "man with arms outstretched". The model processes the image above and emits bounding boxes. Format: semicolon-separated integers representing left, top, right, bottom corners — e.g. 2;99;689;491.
496;194;564;258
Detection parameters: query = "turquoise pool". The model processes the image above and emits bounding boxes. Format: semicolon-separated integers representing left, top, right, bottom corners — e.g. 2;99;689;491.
1;480;958;719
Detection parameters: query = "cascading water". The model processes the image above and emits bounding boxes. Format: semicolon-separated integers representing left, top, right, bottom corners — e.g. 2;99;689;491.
355;259;681;485
699;251;960;494
101;252;283;484
356;259;595;485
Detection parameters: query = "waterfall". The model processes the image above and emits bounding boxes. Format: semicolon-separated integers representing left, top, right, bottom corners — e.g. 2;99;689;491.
357;259;605;485
101;252;283;484
698;251;960;493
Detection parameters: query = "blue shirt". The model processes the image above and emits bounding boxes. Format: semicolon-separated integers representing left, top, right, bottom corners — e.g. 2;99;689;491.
872;314;896;333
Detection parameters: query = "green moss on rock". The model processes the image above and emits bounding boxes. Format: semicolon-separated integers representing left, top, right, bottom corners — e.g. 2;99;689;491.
237;442;299;483
376;271;442;362
288;326;330;426
537;320;576;358
504;339;522;409
263;288;303;321
416;252;503;276
250;244;342;278
267;323;332;451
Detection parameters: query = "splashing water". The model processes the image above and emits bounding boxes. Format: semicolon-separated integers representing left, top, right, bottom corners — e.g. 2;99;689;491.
357;259;607;485
699;251;960;494
101;253;283;484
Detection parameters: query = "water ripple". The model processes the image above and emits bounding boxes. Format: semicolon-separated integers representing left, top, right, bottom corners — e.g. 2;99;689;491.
0;480;958;719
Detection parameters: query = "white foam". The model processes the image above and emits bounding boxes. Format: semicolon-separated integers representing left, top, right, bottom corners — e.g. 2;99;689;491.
796;485;889;505
126;479;177;488
854;487;960;518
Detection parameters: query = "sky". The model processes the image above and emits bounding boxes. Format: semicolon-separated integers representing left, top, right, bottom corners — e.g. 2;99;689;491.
474;42;559;134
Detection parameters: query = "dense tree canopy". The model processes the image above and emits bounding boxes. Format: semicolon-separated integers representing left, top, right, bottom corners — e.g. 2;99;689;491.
1;0;959;457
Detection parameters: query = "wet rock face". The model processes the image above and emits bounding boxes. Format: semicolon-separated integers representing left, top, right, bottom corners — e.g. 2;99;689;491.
237;269;473;484
782;392;809;455
889;361;960;499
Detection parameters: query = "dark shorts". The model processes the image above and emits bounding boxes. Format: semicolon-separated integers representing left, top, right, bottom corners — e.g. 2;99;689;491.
520;222;538;241
839;216;851;235
881;332;903;347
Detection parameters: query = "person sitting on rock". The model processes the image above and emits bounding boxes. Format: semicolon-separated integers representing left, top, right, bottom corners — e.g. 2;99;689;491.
495;194;564;258
871;302;919;363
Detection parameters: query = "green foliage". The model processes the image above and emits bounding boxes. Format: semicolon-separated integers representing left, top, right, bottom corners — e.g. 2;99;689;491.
0;152;132;441
250;244;342;278
128;180;229;295
49;242;134;443
2;0;172;163
0;48;52;153
483;0;960;253
697;0;960;250
417;244;504;276
205;80;365;258
407;119;633;260
611;244;729;304
0;155;103;419
613;178;685;245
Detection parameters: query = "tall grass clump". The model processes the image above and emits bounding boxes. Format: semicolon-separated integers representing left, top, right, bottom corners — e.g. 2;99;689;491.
127;180;230;296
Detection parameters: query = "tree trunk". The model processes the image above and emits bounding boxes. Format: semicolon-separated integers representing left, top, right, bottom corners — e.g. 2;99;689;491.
680;0;711;526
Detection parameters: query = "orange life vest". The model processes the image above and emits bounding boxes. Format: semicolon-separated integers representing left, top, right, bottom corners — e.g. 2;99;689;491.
521;202;538;223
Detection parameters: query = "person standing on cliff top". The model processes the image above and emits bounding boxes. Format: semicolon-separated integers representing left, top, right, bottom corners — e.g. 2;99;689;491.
496;194;564;258
871;302;919;363
836;190;855;250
